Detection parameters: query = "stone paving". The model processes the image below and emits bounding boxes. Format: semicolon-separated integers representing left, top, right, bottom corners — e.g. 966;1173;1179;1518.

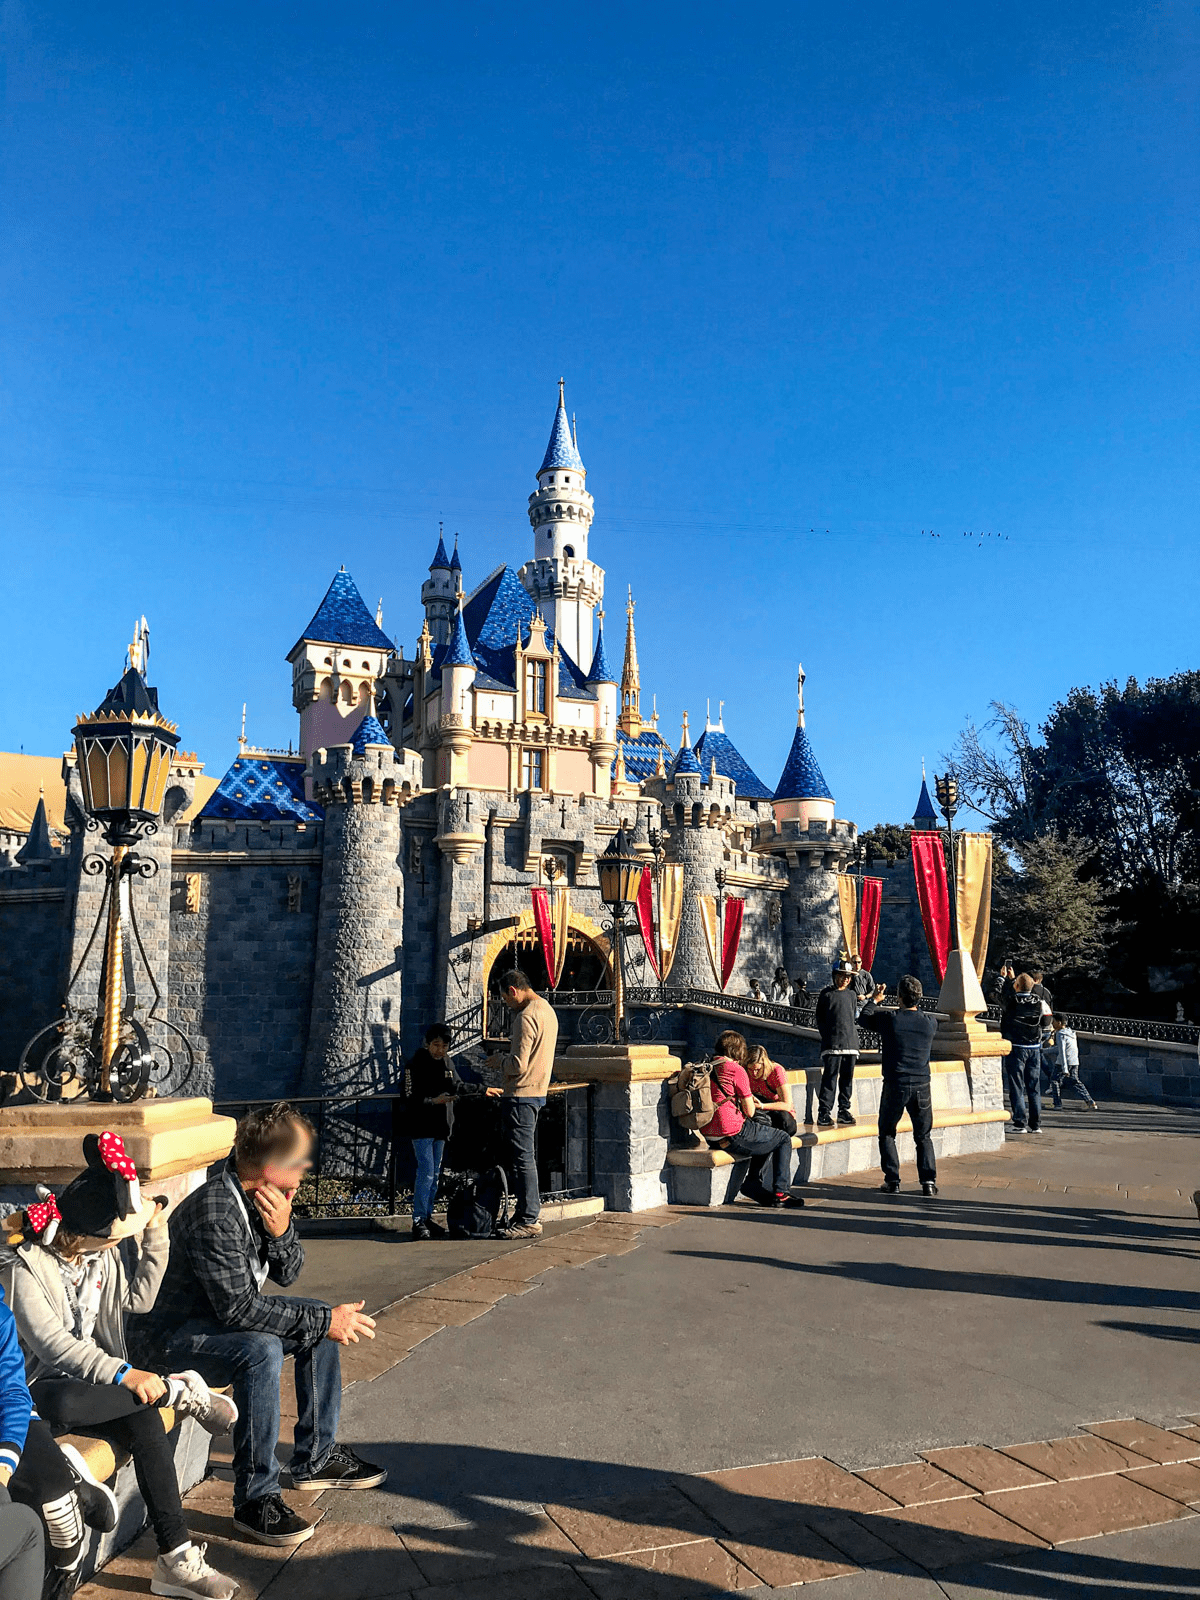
79;1102;1200;1596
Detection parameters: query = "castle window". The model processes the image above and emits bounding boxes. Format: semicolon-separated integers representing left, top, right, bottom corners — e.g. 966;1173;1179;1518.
525;658;547;715
563;545;575;558
521;748;544;790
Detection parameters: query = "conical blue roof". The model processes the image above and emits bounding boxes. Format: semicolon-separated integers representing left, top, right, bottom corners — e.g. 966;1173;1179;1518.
351;715;391;753
296;570;393;651
443;605;475;668
693;727;772;799
669;742;701;778
430;535;451;570
586;620;617;684
773;725;833;802
538;385;585;475
913;776;938;827
449;537;462;573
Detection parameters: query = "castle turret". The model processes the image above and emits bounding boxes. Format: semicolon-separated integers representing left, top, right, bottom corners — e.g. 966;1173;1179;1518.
618;587;642;738
438;600;476;786
912;766;939;831
288;568;394;771
761;664;855;987
518;380;603;671
303;731;418;1094
586;612;618;795
421;530;456;648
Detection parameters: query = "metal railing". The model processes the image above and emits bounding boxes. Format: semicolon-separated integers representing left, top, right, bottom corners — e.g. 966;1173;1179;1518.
212;1083;594;1221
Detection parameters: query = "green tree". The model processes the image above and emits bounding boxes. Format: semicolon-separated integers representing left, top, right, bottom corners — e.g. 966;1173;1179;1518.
991;833;1112;985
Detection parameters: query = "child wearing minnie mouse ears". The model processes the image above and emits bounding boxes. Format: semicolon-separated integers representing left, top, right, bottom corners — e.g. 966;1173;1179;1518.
1;1133;240;1599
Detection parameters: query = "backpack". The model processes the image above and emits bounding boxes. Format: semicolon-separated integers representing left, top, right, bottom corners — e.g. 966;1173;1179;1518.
446;1166;510;1240
670;1060;738;1131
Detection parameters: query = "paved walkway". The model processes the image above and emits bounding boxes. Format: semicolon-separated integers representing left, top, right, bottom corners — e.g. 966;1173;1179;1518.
80;1101;1200;1596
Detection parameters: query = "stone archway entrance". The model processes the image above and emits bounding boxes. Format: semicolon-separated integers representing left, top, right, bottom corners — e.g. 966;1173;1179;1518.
481;909;611;1040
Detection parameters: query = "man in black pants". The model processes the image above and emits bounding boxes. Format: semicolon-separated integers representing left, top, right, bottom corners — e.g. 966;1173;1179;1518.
859;975;940;1196
814;959;862;1127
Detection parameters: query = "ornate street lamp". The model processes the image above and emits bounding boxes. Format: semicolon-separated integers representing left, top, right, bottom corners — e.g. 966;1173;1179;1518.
934;771;960;950
597;826;644;1041
18;628;191;1102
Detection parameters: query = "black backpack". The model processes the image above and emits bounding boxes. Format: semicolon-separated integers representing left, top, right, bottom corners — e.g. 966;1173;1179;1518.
446;1166;511;1239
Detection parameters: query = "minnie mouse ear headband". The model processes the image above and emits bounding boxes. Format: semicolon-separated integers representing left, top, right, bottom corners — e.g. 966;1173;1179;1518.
54;1132;161;1243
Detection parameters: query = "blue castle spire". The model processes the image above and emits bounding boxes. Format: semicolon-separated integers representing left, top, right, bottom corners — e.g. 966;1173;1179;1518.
586;617;617;684
430;532;451;570
773;664;833;802
538;378;585;475
912;767;938;829
443;601;475;668
450;535;462;575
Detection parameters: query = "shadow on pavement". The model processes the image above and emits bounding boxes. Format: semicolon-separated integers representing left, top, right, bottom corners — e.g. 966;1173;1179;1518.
1095;1319;1200;1344
264;1441;1200;1599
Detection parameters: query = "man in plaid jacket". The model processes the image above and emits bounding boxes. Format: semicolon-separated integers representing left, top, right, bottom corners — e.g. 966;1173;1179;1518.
131;1104;385;1549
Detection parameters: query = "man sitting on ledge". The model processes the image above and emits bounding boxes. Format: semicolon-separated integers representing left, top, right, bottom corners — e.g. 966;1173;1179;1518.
130;1103;385;1549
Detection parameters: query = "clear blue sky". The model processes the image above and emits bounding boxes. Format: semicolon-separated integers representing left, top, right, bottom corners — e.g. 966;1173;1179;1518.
2;2;1196;827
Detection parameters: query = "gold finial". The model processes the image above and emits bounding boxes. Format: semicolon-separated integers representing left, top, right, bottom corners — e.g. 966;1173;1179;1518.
619;587;642;737
681;710;691;748
655;744;666;777
613;742;627;786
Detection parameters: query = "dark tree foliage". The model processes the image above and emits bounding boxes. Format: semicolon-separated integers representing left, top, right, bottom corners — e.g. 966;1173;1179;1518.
859;821;922;862
949;672;1200;1013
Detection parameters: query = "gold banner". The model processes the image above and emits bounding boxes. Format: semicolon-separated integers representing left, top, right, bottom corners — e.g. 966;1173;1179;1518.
954;832;993;981
698;894;723;989
658;865;685;981
837;874;859;961
549;886;571;988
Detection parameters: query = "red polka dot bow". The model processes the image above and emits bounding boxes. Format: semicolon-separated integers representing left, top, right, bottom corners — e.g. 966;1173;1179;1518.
27;1194;60;1240
97;1132;138;1182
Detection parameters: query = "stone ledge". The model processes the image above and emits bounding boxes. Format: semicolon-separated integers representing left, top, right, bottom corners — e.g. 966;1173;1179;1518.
666;1109;1012;1167
0;1097;236;1185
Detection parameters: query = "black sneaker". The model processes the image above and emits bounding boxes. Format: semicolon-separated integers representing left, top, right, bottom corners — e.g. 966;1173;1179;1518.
292;1444;388;1492
879;1181;901;1194
776;1192;806;1208
59;1441;118;1534
412;1219;431;1240
233;1494;320;1547
817;1114;835;1128
427;1218;448;1238
837;1111;857;1126
921;1181;939;1197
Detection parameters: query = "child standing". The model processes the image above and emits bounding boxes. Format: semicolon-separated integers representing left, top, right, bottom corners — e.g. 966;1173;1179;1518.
1043;1015;1097;1109
5;1134;239;1599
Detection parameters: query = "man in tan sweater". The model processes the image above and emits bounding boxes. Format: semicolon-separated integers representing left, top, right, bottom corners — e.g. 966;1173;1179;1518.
493;969;559;1237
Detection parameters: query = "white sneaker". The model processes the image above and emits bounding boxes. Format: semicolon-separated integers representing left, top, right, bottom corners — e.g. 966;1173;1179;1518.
151;1542;239;1599
169;1371;239;1435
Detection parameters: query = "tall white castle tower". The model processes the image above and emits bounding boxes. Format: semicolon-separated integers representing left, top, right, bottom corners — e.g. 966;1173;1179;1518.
518;380;603;672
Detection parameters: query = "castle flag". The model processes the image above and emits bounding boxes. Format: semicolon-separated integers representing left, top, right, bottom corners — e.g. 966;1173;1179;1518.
911;831;951;982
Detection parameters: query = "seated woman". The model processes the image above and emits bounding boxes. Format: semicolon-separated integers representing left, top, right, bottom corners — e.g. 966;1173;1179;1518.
699;1032;804;1208
5;1134;238;1600
744;1044;795;1126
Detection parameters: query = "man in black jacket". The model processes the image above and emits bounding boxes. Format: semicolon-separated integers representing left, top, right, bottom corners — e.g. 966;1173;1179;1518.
814;960;862;1127
998;972;1051;1133
403;1023;457;1240
859;975;940;1196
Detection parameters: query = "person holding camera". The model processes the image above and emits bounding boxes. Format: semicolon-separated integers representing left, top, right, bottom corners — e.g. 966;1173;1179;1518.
858;976;940;1196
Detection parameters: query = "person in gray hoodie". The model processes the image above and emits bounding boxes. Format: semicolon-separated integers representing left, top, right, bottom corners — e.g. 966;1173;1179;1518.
3;1135;238;1600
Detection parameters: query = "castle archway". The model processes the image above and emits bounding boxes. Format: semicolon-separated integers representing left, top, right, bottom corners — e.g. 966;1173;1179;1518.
481;908;611;1039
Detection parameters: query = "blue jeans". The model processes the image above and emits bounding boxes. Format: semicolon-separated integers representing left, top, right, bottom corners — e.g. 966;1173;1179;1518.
1006;1044;1043;1130
412;1138;445;1223
154;1316;341;1509
726;1117;794;1197
500;1097;543;1224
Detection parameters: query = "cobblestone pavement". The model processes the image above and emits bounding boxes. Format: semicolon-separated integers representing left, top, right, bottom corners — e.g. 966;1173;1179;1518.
80;1102;1200;1596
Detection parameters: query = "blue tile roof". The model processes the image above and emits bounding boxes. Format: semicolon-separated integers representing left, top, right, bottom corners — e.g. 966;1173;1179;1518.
449;537;462;573
538;391;585;475
615;727;673;782
430;536;451;570
296;570;393;652
351;715;391;752
693;727;773;799
912;776;938;826
199;754;323;823
774;724;834;802
431;565;594;700
443;606;475;668
669;741;702;778
586;620;617;684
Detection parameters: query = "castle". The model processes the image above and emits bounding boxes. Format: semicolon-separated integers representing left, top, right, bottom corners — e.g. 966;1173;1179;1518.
0;385;866;1102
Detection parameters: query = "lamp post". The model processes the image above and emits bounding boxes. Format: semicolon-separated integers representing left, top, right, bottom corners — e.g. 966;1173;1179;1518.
19;629;184;1102
934;772;960;952
598;826;644;1041
647;827;668;991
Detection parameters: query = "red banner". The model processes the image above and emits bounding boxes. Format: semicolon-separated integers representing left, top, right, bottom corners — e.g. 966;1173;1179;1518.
721;896;745;990
530;888;557;989
635;869;660;980
910;832;951;982
859;876;882;972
